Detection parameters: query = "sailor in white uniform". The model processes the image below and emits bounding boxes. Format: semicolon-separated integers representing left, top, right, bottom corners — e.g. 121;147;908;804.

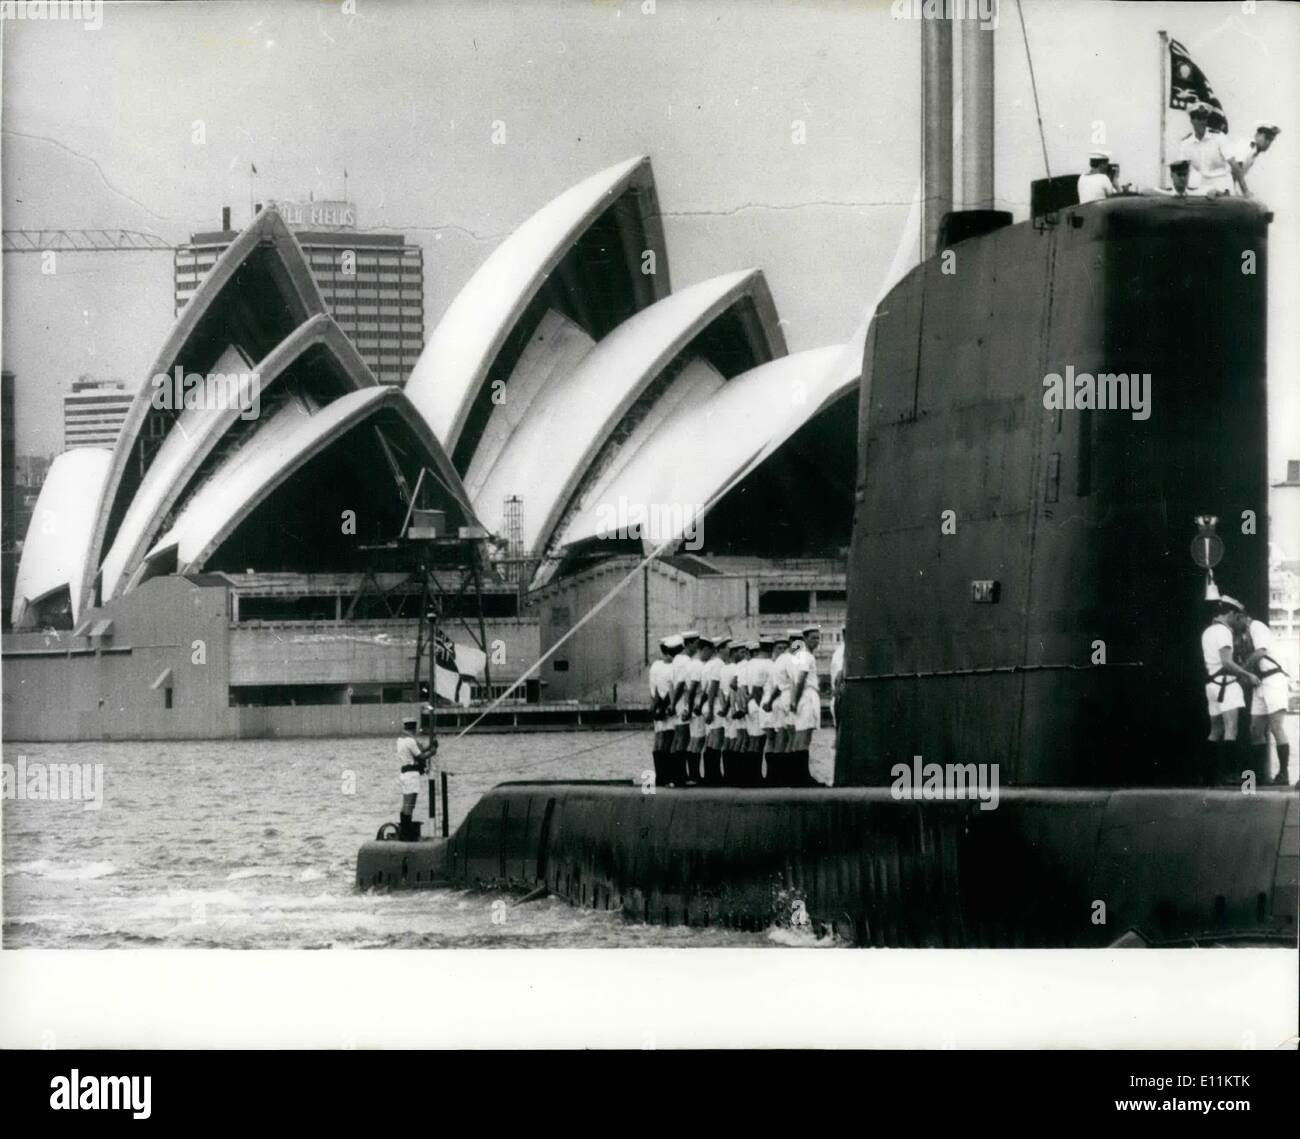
1076;150;1114;204
702;635;730;785
1229;121;1281;197
1179;101;1237;197
743;637;774;784
789;625;824;787
686;633;713;785
720;639;746;783
1237;607;1291;785
728;641;757;786
1200;596;1257;782
396;717;435;840
649;635;681;788
668;630;699;786
763;632;798;785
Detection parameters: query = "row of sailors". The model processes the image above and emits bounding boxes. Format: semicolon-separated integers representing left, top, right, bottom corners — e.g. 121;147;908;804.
648;627;825;788
1077;103;1281;203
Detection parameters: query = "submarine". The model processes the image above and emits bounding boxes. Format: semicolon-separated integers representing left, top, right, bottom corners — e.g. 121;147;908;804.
357;21;1297;947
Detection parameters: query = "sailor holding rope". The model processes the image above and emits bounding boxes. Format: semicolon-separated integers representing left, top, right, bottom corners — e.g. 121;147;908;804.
396;716;436;841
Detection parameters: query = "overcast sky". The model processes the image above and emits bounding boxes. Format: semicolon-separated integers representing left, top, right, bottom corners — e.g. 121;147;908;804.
3;0;1298;509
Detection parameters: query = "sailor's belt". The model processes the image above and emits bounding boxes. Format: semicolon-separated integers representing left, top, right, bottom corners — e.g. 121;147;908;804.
400;763;424;774
1208;667;1239;701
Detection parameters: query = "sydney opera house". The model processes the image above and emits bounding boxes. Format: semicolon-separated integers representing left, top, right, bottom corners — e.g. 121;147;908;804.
3;157;869;740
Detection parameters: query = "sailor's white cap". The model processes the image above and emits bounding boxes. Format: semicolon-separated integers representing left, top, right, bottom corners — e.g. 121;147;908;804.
681;629;700;641
713;634;732;650
661;633;684;650
784;627;802;641
696;632;715;647
1088;149;1111;162
1218;594;1246;612
402;716;418;728
801;624;821;637
1255;120;1281;134
1187;100;1211;116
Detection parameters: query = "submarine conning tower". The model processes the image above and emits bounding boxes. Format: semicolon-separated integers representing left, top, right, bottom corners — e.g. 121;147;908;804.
836;192;1272;787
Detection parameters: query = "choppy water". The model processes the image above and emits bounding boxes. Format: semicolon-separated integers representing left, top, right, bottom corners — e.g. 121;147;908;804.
2;731;837;949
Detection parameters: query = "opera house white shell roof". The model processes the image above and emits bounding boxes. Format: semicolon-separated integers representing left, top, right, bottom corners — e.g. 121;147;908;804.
12;154;882;628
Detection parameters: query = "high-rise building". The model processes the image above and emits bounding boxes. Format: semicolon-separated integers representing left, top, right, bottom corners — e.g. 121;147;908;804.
174;201;424;386
63;376;132;450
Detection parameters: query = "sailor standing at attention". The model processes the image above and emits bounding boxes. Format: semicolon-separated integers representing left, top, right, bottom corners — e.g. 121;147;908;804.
743;637;773;786
701;635;730;785
1201;597;1257;782
649;636;681;787
1234;607;1292;785
731;641;751;783
1076;150;1115;203
763;632;796;785
686;633;712;785
396;717;435;841
719;639;744;784
788;624;824;787
668;630;699;787
1179;101;1237;197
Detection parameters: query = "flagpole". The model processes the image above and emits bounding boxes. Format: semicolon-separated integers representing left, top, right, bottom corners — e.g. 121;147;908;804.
1158;30;1169;188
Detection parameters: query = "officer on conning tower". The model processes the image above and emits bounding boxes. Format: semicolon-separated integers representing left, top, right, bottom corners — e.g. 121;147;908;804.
396;716;435;840
1179;101;1236;197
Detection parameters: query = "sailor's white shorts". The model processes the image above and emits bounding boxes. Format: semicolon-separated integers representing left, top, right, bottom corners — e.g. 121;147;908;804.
745;698;764;736
1251;674;1289;717
793;687;821;732
398;769;422;795
1205;677;1245;717
689;714;706;739
723;717;740;740
770;692;792;729
653;717;672;734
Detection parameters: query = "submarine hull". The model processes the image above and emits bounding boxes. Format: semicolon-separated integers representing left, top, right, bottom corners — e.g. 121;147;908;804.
838;197;1271;787
366;781;1299;946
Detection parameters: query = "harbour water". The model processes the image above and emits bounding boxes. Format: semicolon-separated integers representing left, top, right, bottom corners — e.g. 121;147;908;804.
2;731;837;949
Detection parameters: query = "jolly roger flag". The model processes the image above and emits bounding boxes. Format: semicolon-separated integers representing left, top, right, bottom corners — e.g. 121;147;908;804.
1169;38;1229;133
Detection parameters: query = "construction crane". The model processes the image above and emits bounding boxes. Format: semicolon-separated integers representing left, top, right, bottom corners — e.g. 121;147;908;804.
1;229;174;253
